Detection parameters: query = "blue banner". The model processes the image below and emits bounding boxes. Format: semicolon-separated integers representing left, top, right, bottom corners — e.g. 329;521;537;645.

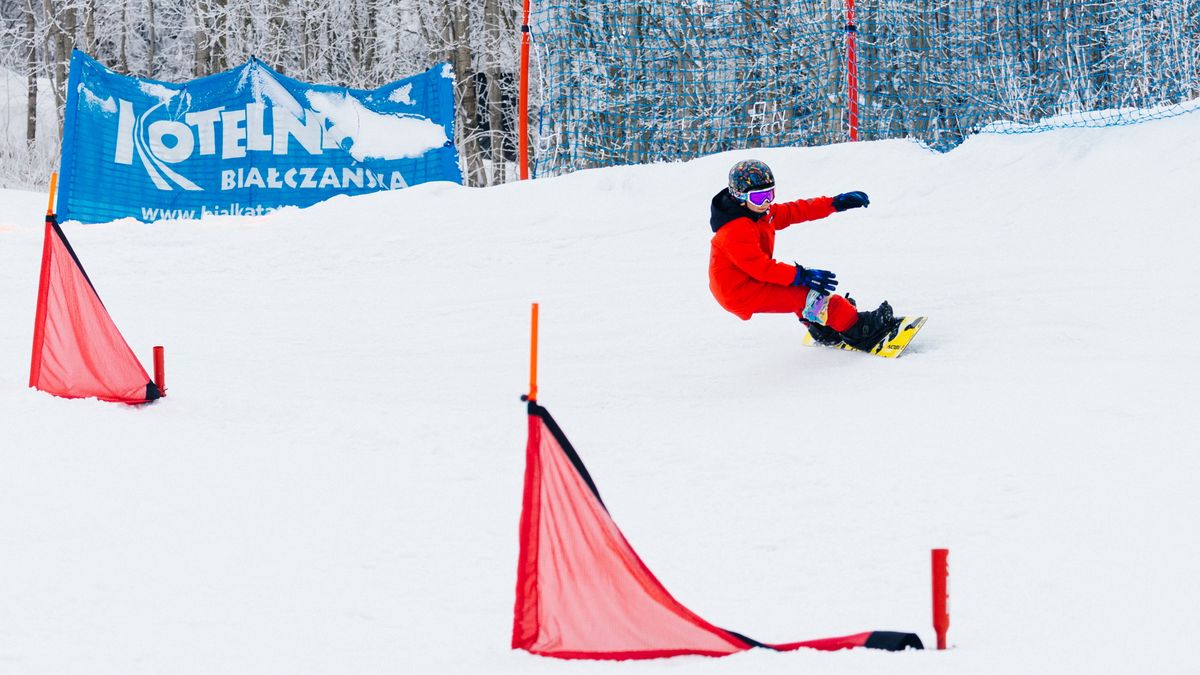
58;50;461;223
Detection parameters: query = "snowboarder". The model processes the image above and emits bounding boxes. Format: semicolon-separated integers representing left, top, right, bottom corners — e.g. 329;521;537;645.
708;158;899;352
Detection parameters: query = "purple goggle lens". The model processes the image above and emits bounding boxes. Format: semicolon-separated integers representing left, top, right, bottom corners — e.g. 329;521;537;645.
745;187;775;206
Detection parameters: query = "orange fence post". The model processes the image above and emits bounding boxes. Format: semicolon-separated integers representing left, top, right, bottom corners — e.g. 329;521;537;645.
527;303;539;401
46;172;58;216
932;548;950;649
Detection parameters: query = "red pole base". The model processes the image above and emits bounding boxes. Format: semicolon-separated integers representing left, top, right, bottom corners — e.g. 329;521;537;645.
932;548;949;649
153;346;166;396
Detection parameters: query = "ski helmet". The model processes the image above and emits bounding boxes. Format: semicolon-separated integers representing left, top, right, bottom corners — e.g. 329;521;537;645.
728;159;775;199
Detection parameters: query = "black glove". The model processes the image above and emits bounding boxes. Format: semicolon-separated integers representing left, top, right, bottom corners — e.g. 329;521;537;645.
832;191;870;211
792;264;838;293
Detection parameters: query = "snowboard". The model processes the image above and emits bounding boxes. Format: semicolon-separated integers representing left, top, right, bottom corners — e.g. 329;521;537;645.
804;316;928;359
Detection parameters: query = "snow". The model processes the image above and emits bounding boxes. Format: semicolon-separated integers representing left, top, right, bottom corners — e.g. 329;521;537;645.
244;65;306;119
77;83;118;115
305;91;449;161
2;113;1200;674
138;81;180;103
387;83;415;106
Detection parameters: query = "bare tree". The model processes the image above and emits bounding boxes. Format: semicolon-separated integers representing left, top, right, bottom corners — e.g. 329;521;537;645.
451;3;483;184
146;0;155;77
24;0;37;144
482;0;517;185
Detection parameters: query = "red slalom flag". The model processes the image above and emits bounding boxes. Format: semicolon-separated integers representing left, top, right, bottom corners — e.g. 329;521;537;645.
29;216;160;404
513;400;921;660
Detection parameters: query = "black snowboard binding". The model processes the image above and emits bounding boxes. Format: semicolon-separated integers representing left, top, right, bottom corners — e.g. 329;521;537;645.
838;300;901;352
805;321;844;346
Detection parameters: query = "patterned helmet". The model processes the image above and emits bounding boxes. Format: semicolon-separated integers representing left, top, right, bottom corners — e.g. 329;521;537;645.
728;159;775;198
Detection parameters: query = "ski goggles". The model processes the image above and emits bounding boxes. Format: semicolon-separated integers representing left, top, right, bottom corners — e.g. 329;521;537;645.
738;186;775;206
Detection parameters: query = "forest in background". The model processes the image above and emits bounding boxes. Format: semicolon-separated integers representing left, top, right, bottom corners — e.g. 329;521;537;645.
2;1;1197;190
0;0;522;189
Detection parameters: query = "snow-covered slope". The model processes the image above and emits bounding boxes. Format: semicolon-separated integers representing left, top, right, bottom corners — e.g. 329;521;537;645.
2;115;1198;674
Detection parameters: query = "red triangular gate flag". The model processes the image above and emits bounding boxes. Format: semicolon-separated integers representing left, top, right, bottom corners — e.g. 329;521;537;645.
513;401;921;660
29;216;160;404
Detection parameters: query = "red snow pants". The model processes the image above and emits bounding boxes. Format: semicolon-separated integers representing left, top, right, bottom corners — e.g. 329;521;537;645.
721;284;859;332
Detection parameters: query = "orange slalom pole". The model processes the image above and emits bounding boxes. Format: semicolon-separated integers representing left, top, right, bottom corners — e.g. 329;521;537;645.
932;548;950;649
527;303;539;401
518;0;532;179
153;346;166;396
46;171;58;216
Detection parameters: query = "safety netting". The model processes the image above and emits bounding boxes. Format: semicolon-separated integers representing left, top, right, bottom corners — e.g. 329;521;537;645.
529;0;1200;173
855;0;1200;149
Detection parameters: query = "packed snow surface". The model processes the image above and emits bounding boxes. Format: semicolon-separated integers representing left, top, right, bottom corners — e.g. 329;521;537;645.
2;115;1199;674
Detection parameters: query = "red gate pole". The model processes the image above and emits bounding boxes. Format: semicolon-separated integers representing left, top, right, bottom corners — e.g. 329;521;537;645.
30;173;59;388
932;548;950;649
518;0;532;180
153;346;166;396
845;0;860;141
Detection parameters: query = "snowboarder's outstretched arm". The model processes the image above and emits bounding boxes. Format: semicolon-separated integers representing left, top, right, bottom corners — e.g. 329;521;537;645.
770;197;836;230
771;191;870;230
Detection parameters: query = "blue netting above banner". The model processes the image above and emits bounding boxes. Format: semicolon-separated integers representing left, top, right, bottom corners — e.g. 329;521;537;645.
530;0;1200;175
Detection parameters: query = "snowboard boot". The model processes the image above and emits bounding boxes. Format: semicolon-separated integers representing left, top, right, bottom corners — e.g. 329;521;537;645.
838;300;901;352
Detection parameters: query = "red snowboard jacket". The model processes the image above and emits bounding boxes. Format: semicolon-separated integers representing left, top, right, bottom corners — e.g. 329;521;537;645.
708;189;836;319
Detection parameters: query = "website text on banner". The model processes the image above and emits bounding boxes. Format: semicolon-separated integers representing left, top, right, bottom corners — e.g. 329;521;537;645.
57;50;462;224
